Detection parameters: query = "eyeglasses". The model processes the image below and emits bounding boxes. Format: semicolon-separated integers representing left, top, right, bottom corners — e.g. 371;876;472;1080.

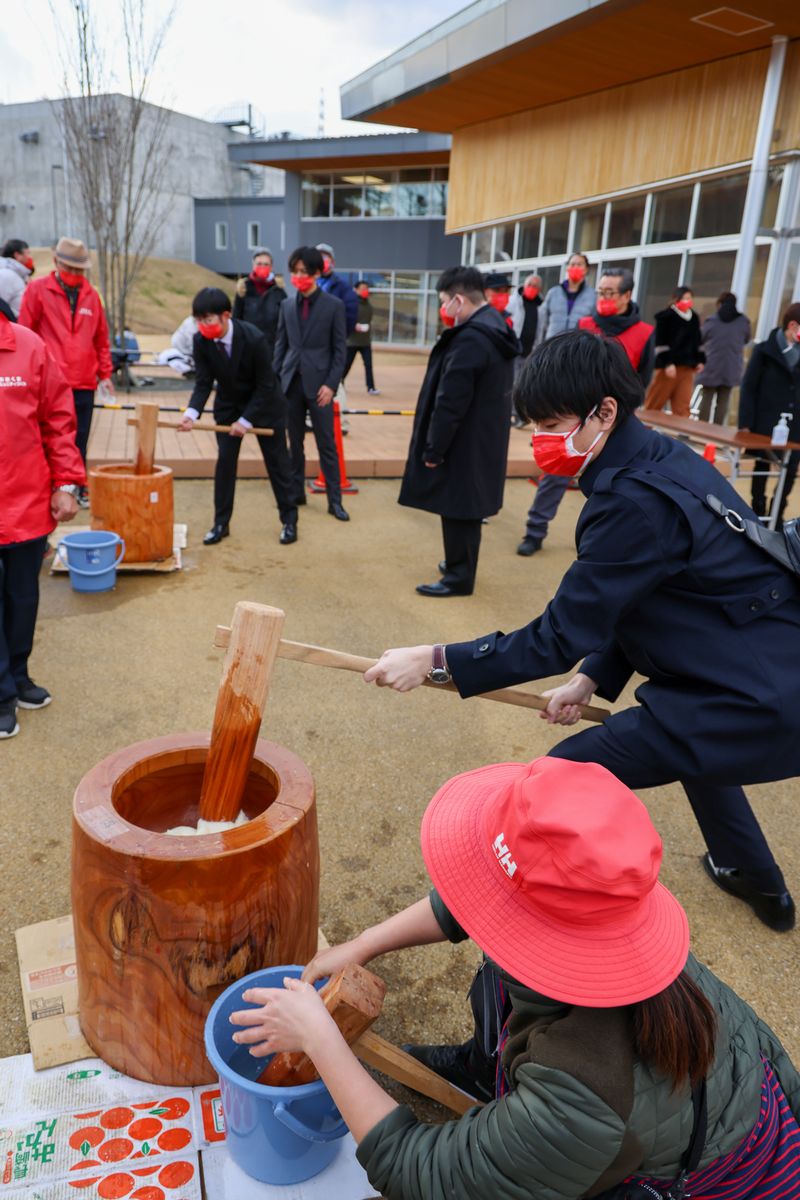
596;289;621;298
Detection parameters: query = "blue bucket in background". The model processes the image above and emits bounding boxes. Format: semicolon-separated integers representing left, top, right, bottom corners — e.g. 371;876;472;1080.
204;965;348;1184
56;530;125;592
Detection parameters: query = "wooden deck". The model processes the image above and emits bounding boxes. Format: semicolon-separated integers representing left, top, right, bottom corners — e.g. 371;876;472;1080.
87;359;538;480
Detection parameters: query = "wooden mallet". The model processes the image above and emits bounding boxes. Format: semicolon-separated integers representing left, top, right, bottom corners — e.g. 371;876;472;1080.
199;601;285;823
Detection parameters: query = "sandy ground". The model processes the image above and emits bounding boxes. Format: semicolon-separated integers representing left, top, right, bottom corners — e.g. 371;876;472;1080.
1;478;798;1109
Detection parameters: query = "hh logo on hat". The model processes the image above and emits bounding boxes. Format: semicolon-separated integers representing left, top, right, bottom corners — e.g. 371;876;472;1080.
493;832;517;878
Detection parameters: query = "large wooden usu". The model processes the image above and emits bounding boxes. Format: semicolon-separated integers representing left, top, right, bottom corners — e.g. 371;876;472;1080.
71;603;319;1086
89;400;174;562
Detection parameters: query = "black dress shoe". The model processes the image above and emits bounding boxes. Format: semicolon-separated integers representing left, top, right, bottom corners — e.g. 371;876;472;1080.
702;853;796;932
327;502;350;521
279;523;297;545
416;581;472;597
401;1042;494;1103
293;495;307;506
203;523;229;545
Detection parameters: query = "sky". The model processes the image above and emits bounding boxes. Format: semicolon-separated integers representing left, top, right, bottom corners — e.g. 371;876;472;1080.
0;0;470;136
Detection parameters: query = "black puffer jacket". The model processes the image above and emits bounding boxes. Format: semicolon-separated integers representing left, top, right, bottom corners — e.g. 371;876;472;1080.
232;277;287;360
653;305;704;368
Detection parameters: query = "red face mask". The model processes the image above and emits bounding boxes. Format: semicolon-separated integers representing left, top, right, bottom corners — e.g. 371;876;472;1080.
439;303;456;328
198;321;223;339
252;265;273;281
322;256;333;273
566;265;587;284
522;285;539;301
596;297;619;317
59;270;84;288
22;255;34;271
358;288;369;298
531;409;603;477
488;292;509;312
291;274;315;295
675;298;693;312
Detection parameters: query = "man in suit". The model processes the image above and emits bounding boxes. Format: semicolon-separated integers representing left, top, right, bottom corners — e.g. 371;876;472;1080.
273;247;349;521
177;287;298;545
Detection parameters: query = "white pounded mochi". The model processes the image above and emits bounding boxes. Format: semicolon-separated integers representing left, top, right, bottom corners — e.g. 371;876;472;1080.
165;810;249;836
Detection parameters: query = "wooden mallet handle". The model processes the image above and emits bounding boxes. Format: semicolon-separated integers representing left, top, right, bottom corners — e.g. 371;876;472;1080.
213;629;609;724
127;417;275;436
134;401;159;475
199;602;285;822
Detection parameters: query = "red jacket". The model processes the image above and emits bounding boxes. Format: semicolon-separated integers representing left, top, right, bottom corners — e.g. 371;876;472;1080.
18;272;113;390
0;319;86;545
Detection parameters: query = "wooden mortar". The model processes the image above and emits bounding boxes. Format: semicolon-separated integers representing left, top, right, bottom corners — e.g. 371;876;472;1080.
71;732;319;1086
89;401;174;562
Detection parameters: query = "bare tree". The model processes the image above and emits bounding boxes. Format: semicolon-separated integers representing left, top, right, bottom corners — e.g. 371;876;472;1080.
53;0;175;339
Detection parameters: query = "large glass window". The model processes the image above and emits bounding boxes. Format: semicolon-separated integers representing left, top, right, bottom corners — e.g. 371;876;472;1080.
542;212;569;257
684;249;737;317
538;265;562;294
636;254;683;322
574;204;605;251
761;166;784;228
332;187;364;218
745;243;771;328
647;185;693;244
214;222;228;250
395;174;431;218
368;292;391;342
392;292;426;342
693;174;748;239
495;224;515;260
517;218;541;260
302;180;330;217
607;197;645;247
474;228;493;263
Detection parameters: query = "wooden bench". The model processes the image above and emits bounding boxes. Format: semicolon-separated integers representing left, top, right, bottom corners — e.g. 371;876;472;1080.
637;410;800;530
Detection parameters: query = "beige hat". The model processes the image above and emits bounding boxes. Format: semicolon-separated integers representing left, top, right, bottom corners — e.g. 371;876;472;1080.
54;237;91;268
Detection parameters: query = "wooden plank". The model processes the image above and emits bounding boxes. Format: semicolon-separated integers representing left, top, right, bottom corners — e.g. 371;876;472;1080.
354;1029;478;1115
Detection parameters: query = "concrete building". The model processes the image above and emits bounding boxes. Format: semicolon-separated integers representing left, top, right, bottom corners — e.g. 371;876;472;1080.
342;1;800;340
0;97;282;262
195;131;455;346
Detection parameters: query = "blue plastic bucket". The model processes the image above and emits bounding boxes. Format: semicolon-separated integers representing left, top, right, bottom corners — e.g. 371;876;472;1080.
56;530;125;592
204;965;348;1184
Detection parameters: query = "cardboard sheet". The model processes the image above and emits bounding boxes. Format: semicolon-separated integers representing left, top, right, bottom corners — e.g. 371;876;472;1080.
14;916;92;1071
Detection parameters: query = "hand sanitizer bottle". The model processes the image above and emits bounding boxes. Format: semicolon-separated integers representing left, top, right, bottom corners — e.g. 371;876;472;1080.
771;412;792;448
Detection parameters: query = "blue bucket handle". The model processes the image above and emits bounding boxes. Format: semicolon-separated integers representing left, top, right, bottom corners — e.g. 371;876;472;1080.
272;1100;348;1144
56;536;125;576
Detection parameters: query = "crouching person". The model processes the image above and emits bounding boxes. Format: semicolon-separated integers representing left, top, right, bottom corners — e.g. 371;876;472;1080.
230;758;800;1200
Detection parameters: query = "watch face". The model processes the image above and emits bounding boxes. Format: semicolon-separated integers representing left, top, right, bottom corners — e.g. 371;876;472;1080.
429;668;451;684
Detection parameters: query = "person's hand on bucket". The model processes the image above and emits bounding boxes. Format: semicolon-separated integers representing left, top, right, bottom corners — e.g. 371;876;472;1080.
230;978;334;1058
302;940;370;985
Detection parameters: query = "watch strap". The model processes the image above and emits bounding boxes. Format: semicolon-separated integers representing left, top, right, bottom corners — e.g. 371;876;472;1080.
432;644;446;673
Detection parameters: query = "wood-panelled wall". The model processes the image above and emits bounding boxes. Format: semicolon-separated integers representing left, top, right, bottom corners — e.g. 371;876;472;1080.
447;42;800;233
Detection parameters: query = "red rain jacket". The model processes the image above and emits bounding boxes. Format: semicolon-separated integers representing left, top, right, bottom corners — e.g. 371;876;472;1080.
0;319;86;545
18;272;113;390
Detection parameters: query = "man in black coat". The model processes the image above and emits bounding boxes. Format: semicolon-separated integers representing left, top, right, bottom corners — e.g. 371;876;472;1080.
399;266;519;597
739;302;800;522
367;332;799;934
232;247;287;360
177;287;298;545
273;246;349;521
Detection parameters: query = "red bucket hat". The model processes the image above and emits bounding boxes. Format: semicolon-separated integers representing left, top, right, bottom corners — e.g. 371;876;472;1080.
420;757;689;1007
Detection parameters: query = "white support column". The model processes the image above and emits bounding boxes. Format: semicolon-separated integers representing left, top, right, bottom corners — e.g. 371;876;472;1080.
731;35;788;309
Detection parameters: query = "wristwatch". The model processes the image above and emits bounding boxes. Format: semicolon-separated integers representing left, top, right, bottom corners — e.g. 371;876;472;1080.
52;484;81;498
427;644;452;685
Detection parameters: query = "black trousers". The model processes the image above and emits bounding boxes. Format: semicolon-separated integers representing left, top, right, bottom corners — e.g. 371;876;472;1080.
441;516;482;593
286;376;341;504
550;719;785;893
751;451;800;521
343;345;375;391
73;389;94;465
0;536;48;703
213;424;297;527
